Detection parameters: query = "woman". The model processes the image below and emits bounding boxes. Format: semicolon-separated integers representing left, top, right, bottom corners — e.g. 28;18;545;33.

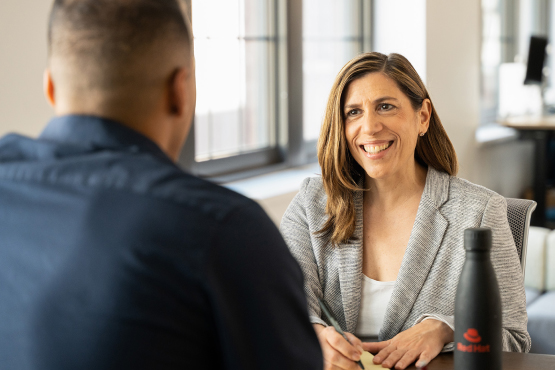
280;52;530;370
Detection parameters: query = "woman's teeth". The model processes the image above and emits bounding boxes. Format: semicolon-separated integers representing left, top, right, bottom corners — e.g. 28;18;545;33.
363;142;391;154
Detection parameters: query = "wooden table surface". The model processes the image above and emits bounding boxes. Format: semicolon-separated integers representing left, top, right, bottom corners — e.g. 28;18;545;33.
499;115;555;130
402;352;555;370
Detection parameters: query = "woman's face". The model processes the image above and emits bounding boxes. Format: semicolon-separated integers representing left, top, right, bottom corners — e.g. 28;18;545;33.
343;72;430;181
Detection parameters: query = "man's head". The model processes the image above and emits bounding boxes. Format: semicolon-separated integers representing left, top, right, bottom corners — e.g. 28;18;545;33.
45;0;195;160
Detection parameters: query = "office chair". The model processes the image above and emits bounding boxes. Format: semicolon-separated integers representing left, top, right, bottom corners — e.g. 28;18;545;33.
505;198;537;275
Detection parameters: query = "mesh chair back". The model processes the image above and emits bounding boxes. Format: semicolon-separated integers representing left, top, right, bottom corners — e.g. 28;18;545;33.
505;197;537;275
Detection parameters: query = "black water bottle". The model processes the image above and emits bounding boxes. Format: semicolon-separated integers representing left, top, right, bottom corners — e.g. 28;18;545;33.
454;228;502;370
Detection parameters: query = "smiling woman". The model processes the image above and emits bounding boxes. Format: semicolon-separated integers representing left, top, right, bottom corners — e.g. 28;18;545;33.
344;73;429;191
318;52;457;245
280;52;530;370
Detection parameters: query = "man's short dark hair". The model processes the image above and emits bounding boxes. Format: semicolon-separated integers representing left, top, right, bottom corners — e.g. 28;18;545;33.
48;0;192;90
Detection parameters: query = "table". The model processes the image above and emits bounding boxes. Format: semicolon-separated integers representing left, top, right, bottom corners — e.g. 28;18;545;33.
403;352;555;369
499;115;555;227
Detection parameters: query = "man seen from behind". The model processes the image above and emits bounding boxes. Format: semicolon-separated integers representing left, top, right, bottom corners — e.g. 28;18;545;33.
0;1;323;369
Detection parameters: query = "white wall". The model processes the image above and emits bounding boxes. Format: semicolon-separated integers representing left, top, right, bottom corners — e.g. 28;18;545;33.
426;0;481;181
426;0;533;197
373;0;427;82
0;1;53;137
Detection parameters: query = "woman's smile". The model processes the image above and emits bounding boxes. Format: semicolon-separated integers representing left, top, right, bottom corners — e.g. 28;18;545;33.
360;140;394;158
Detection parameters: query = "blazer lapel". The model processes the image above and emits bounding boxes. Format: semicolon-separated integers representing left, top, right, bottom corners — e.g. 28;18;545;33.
380;168;450;340
336;187;364;333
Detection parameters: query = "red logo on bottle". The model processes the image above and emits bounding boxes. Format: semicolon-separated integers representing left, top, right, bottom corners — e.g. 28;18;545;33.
457;328;491;353
463;328;482;343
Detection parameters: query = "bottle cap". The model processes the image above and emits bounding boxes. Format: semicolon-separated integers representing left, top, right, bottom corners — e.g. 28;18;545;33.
464;228;492;251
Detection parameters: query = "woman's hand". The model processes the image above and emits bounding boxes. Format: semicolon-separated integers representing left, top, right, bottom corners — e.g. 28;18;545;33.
362;319;453;369
313;324;364;370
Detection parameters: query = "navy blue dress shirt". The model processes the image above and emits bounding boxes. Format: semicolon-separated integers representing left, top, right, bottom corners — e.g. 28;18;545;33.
0;115;322;370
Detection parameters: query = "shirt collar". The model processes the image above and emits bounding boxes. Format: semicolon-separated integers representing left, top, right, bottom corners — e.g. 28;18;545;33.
40;115;173;163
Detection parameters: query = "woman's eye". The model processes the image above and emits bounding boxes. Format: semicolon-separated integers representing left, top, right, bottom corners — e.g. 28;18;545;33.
347;109;359;116
379;103;393;111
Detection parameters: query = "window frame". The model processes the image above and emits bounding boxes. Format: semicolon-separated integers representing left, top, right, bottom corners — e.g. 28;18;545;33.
179;0;372;182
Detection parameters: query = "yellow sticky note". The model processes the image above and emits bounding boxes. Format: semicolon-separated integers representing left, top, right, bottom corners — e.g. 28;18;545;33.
360;351;389;369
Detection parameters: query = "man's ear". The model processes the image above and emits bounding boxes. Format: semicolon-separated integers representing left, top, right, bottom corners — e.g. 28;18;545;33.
168;67;188;116
43;69;56;107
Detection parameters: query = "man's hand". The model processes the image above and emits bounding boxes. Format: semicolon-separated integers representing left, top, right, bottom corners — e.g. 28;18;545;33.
362;319;453;369
313;324;364;370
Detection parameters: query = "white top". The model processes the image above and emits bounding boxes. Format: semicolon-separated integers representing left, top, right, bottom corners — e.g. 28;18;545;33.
354;274;396;337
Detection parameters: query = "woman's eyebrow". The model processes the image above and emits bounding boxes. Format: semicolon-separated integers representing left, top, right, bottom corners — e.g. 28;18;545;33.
372;96;399;104
344;103;360;110
344;96;400;110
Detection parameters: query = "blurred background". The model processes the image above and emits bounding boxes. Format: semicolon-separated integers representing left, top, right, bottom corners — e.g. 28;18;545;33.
2;0;551;222
1;0;555;355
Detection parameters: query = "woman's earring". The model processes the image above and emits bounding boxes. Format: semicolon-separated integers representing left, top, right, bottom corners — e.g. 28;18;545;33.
419;132;425;137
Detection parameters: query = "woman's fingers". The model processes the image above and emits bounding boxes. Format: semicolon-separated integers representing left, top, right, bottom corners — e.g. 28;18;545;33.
394;348;438;369
344;332;364;353
373;342;397;364
390;349;420;369
322;347;361;370
414;349;438;369
323;361;344;370
361;340;389;354
317;327;364;370
324;327;363;361
377;343;441;370
368;319;450;369
380;348;406;369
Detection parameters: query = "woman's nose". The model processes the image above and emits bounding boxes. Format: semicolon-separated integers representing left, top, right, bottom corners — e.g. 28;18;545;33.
360;113;383;136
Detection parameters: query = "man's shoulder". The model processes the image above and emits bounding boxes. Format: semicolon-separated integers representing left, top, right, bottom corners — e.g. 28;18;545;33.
0;134;258;224
146;166;259;223
73;153;260;224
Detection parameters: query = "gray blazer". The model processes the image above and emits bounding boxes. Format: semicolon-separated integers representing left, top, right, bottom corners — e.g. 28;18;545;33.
280;167;531;352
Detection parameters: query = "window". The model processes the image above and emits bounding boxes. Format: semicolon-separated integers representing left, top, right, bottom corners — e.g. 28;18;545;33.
192;0;276;161
481;0;512;123
480;0;551;123
303;0;371;142
180;1;372;181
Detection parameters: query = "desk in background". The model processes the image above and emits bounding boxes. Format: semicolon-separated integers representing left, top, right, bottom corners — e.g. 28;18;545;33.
499;115;555;227
405;352;555;369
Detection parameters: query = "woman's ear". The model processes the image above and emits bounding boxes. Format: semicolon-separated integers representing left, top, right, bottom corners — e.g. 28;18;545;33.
43;69;56;107
419;98;432;133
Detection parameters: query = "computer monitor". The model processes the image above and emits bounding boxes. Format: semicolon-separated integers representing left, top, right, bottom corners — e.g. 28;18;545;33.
524;36;548;85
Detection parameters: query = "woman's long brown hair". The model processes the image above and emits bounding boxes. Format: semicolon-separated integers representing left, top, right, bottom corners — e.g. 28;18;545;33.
317;52;458;245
